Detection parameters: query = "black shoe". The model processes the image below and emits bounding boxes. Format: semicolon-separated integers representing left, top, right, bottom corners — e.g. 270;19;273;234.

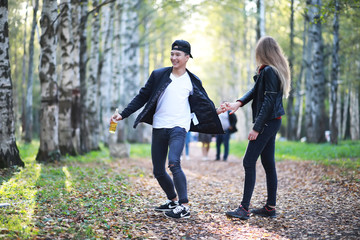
226;205;250;220
164;204;190;219
251;205;277;218
154;200;178;212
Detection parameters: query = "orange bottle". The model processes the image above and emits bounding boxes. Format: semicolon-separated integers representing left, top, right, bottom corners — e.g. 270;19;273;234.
109;108;119;134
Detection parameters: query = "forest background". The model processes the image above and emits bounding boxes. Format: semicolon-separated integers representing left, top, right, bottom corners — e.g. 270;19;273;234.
1;0;360;166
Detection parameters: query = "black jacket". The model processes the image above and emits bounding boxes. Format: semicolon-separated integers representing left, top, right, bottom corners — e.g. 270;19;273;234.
238;66;285;132
120;67;224;134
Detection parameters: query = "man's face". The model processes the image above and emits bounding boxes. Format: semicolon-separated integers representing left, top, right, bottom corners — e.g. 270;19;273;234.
170;50;189;69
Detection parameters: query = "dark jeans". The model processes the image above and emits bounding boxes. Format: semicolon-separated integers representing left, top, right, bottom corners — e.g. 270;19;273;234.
241;118;281;209
216;130;230;160
151;127;188;204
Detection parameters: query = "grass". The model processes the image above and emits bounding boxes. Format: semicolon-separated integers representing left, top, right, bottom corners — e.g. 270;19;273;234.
0;141;134;239
0;139;359;239
229;139;360;170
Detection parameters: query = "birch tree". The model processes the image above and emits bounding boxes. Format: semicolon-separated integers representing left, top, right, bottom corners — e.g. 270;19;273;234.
21;0;28;140
36;0;61;162
24;0;39;143
0;0;24;168
286;0;295;140
99;1;114;145
329;0;339;144
86;0;101;151
121;0;141;143
70;0;81;154
305;0;326;143
256;0;265;41
58;0;77;155
79;0;90;154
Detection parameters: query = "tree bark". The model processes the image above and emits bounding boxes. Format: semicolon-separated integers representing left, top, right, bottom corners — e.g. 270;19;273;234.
79;0;90;154
329;0;339;144
21;0;29;140
24;0;39;143
0;0;24;168
349;83;359;140
99;2;114;146
286;0;295;140
58;0;77;155
305;0;326;143
36;0;61;162
121;0;141;143
86;0;101;151
71;0;81;154
256;0;265;41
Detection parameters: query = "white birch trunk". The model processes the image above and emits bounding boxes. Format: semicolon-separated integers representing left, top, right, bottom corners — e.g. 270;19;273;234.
21;0;28;140
86;0;101;150
36;0;60;162
24;0;39;143
71;0;81;153
329;0;339;144
306;0;326;143
79;0;90;154
99;2;114;145
121;0;141;143
59;0;77;155
256;0;265;40
341;86;350;139
349;83;359;140
0;0;24;168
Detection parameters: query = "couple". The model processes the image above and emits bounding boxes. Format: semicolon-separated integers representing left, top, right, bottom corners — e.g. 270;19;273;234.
111;37;291;219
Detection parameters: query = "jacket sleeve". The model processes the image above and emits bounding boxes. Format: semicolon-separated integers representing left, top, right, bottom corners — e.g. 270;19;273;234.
120;71;155;119
253;67;280;132
238;74;258;105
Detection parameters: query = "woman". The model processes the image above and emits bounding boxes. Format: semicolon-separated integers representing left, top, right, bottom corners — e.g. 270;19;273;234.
225;36;291;220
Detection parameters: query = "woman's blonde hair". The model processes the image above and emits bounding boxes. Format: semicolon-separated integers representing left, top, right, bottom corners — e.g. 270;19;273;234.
255;36;291;98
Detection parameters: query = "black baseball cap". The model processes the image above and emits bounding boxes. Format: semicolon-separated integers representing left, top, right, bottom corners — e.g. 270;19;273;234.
171;40;193;58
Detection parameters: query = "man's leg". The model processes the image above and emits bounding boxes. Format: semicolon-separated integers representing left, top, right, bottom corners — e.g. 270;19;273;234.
152;128;177;201
167;127;188;204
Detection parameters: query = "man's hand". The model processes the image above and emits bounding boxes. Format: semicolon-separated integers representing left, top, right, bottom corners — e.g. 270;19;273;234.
111;113;123;123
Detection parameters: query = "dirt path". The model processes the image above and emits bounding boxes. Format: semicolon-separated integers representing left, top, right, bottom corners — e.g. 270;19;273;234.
113;143;360;239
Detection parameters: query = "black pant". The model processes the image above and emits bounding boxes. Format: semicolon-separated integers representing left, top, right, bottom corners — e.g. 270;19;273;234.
241;118;281;209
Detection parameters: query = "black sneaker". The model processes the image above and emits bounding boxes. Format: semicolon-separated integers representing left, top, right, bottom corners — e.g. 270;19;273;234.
154;200;178;212
164;204;190;219
251;205;277;218
226;205;250;220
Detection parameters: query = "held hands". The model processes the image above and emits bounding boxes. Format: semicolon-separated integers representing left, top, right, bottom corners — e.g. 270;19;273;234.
223;101;259;141
216;103;228;114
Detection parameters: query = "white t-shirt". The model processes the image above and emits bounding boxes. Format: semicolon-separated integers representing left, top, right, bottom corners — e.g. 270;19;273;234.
218;111;230;131
153;72;193;131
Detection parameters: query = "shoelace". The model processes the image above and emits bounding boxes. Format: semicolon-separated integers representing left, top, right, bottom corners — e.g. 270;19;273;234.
173;205;185;214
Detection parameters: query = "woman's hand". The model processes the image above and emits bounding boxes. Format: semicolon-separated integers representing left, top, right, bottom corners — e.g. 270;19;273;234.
224;101;242;115
248;129;259;141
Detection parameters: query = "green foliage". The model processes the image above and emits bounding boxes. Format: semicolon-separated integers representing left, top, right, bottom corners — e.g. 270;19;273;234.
0;142;134;239
230;140;360;170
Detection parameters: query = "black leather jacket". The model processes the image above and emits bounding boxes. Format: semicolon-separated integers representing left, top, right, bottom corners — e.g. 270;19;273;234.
238;66;285;132
120;67;224;134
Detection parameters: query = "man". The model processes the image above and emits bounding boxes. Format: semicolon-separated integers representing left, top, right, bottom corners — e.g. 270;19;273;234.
111;40;225;219
215;109;237;161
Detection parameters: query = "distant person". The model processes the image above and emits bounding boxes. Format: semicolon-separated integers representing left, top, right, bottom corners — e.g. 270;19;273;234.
182;131;192;160
111;40;225;219
216;110;237;161
198;133;212;160
224;36;291;220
